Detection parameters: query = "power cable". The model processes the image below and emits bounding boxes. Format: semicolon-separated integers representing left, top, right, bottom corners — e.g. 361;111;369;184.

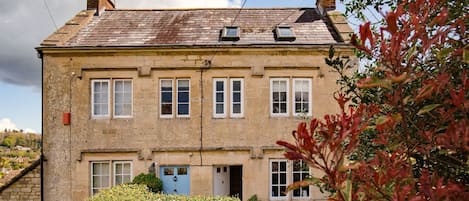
42;0;58;30
208;0;248;64
231;0;249;26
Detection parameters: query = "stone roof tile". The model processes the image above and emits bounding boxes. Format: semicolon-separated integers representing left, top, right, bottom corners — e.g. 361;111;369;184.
61;8;344;47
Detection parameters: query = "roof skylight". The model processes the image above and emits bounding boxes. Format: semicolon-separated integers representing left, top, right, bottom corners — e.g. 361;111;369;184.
221;26;240;41
275;26;296;41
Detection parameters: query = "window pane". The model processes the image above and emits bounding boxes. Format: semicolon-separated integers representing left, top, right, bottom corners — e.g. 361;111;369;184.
102;163;109;174
280;92;287;101
161;104;172;115
279;27;293;36
124;163;131;174
124;81;131;91
92;176;100;187
233;104;241;114
279;81;287;91
178;104;189;115
302;103;309;112
115;93;122;104
114;80;132;116
225;27;238;37
216;81;224;91
216;93;224;102
280;186;286;195
293;189;300;197
116;164;122;174
272;162;278;171
233;93;241;102
232;81;241;91
280;173;286;184
92;81;109;116
216;104;224;113
162;92;172;102
164;168;174;176
272;186;278;197
280;162;286;171
273;104;279;113
178;80;189;90
123;175;131;183
93;104;101;116
115;176;122;185
295;92;301;101
177;168;187;175
302;92;309;101
161;80;172;89
102;176;110;187
294;173;300;182
272;174;278;184
178;92;189;102
280;103;287;113
273;92;279;102
115;81;123;91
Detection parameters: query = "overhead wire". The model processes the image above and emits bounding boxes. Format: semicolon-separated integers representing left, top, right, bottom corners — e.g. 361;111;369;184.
208;0;249;64
231;0;249;26
42;0;58;30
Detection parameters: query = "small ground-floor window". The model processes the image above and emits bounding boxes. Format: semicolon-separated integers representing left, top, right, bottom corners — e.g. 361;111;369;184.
270;159;310;199
91;161;132;195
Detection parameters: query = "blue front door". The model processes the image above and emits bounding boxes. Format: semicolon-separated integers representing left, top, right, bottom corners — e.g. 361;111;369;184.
160;166;190;195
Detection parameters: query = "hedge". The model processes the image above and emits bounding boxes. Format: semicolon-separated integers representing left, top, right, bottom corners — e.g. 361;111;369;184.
88;184;241;201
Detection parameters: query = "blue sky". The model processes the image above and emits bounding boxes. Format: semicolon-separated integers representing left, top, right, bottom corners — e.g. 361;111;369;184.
0;0;349;134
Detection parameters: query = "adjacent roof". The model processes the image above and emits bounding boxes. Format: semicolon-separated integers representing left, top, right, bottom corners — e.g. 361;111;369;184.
42;8;351;48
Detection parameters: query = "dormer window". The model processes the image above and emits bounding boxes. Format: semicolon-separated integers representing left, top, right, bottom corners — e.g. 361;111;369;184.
275;26;296;41
221;26;240;41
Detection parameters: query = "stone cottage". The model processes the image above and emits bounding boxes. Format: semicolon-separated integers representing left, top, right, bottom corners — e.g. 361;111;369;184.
37;0;354;200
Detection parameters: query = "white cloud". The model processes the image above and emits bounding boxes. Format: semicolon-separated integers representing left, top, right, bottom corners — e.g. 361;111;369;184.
0;118;17;131
115;0;242;8
24;128;38;134
0;118;37;133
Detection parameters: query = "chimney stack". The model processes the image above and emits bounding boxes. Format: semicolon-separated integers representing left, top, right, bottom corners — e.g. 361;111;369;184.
316;0;336;15
87;0;115;15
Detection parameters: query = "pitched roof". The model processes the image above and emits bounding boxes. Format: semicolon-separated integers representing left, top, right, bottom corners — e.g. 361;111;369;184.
44;8;346;47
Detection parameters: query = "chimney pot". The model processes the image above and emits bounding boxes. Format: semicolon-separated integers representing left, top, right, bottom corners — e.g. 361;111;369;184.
316;0;336;15
87;0;115;15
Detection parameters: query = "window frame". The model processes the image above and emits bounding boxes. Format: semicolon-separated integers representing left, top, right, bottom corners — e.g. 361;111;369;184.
113;161;133;186
292;78;312;117
230;78;244;118
90;161;111;196
275;26;296;41
91;79;110;119
270;78;290;117
176;79;190;118
270;159;288;200
213;78;227;118
160;79;174;118
113;79;133;118
221;26;240;41
292;160;311;199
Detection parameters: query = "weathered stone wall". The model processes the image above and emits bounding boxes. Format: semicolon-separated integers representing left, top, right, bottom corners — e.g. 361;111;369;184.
42;46;354;201
0;160;41;201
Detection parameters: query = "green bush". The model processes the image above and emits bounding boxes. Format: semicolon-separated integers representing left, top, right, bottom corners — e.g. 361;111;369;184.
132;173;163;193
247;194;259;201
88;184;241;201
88;184;154;201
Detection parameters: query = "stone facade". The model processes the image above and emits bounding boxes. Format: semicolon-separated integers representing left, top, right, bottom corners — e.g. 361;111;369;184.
0;160;41;201
38;1;354;201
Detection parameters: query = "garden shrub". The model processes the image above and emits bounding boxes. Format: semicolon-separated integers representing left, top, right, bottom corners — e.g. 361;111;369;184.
88;184;241;201
132;173;163;193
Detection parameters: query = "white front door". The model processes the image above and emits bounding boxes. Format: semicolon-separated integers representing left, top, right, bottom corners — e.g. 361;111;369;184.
213;166;230;196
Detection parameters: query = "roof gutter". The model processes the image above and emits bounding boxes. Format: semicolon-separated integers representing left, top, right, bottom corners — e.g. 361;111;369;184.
36;43;353;53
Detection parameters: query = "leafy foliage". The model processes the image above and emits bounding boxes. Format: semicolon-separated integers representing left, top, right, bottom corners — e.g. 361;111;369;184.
88;184;240;201
278;0;468;200
132;173;163;193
